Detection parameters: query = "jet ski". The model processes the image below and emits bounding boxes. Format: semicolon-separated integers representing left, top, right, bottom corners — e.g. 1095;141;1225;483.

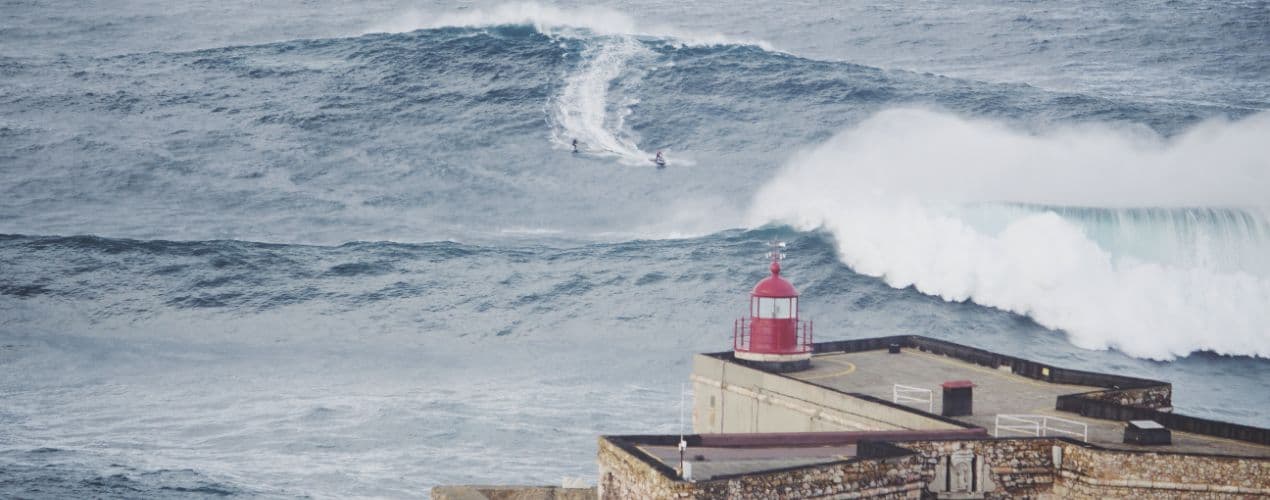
652;151;666;168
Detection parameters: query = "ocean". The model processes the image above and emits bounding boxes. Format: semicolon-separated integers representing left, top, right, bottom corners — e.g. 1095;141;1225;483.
1;0;1268;497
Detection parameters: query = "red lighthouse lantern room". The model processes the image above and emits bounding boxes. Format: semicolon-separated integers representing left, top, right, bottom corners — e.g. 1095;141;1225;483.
733;242;813;372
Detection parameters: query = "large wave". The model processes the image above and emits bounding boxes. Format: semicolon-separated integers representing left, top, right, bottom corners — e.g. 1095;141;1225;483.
749;108;1270;360
366;2;755;166
363;2;775;49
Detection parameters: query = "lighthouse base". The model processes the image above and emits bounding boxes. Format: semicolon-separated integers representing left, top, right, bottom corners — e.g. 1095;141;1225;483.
733;351;812;373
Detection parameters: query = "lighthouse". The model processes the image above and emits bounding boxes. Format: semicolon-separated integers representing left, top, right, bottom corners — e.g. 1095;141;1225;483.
733;241;813;372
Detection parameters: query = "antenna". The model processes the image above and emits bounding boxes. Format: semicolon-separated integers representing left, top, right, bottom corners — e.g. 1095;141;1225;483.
679;382;688;477
679;382;686;438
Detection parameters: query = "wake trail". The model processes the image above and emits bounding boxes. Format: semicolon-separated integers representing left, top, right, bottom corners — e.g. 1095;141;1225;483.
549;36;652;165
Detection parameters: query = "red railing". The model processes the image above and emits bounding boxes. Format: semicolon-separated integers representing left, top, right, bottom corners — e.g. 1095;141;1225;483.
733;318;813;353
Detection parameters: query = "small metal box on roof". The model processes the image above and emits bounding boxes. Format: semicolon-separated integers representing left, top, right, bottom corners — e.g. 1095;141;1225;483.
1124;420;1171;445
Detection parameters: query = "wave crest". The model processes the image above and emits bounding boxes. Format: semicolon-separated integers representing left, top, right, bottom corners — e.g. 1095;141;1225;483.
748;108;1270;360
362;2;775;50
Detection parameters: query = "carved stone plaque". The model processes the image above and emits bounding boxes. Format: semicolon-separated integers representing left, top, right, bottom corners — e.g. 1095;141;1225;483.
950;449;975;492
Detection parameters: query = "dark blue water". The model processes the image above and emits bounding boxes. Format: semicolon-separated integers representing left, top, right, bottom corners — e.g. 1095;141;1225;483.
2;1;1268;497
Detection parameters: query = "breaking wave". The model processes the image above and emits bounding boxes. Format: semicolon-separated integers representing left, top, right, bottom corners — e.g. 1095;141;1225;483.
363;2;776;50
749;108;1270;360
3;9;1266;361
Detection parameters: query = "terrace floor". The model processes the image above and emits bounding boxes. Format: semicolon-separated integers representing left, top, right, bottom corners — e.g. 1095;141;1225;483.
785;349;1270;458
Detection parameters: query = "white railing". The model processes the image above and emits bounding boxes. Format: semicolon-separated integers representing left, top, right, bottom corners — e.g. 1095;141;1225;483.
892;384;933;413
994;414;1088;442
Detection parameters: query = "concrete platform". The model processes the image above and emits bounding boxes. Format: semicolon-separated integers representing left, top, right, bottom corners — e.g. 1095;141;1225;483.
789;349;1270;458
637;443;856;481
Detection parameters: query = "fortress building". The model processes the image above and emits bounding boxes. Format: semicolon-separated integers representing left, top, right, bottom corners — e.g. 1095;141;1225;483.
436;246;1270;499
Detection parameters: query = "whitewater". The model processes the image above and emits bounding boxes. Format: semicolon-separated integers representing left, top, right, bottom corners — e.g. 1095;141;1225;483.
2;0;1268;497
750;108;1270;360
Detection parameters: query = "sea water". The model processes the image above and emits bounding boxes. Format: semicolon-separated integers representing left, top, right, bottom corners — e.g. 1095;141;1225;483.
2;0;1268;497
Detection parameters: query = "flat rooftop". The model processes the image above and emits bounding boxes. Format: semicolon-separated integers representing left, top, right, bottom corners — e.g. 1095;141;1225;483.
786;348;1270;458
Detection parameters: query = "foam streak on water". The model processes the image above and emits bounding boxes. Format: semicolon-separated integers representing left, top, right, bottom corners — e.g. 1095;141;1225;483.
550;36;652;163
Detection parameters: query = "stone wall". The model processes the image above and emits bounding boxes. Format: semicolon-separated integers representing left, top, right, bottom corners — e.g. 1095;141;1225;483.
597;434;1270;499
431;485;596;500
688;456;923;499
1080;385;1172;410
898;438;1056;498
597;437;692;499
1053;442;1270;498
597;437;924;499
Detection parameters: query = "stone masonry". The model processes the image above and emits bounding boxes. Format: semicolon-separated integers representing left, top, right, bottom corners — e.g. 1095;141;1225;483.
1053;441;1270;498
596;436;1270;499
598;437;925;499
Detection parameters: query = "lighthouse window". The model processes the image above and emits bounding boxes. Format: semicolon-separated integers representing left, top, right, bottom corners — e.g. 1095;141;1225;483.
755;297;796;319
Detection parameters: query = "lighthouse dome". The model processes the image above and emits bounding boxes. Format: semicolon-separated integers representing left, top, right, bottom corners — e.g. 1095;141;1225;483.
752;261;799;297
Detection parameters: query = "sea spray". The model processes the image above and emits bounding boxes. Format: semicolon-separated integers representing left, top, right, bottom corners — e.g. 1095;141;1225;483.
749;108;1270;360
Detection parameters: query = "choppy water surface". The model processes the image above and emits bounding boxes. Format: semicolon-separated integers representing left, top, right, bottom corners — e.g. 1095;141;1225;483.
2;1;1268;497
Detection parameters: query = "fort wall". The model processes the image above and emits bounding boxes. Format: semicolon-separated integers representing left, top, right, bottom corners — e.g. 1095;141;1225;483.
898;438;1056;498
691;354;965;434
1053;441;1270;498
597;436;924;499
597;435;1270;499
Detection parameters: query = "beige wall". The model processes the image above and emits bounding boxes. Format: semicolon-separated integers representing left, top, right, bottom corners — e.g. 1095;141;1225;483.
691;354;963;434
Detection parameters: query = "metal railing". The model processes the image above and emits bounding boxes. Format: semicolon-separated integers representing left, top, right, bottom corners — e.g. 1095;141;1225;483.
733;318;813;353
892;384;933;413
994;414;1088;442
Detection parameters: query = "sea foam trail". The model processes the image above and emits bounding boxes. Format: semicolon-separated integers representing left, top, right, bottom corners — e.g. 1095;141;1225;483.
748;108;1270;360
549;36;651;164
365;2;719;167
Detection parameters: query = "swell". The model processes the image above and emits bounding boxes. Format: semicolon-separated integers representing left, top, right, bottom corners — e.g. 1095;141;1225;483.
5;23;1268;362
1;23;1255;246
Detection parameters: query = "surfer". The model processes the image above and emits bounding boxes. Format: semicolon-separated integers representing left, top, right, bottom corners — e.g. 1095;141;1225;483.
654;150;665;167
571;139;579;153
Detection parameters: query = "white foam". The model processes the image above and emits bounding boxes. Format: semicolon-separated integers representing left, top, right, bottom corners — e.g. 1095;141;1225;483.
367;3;722;167
748;108;1270;360
549;36;651;165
